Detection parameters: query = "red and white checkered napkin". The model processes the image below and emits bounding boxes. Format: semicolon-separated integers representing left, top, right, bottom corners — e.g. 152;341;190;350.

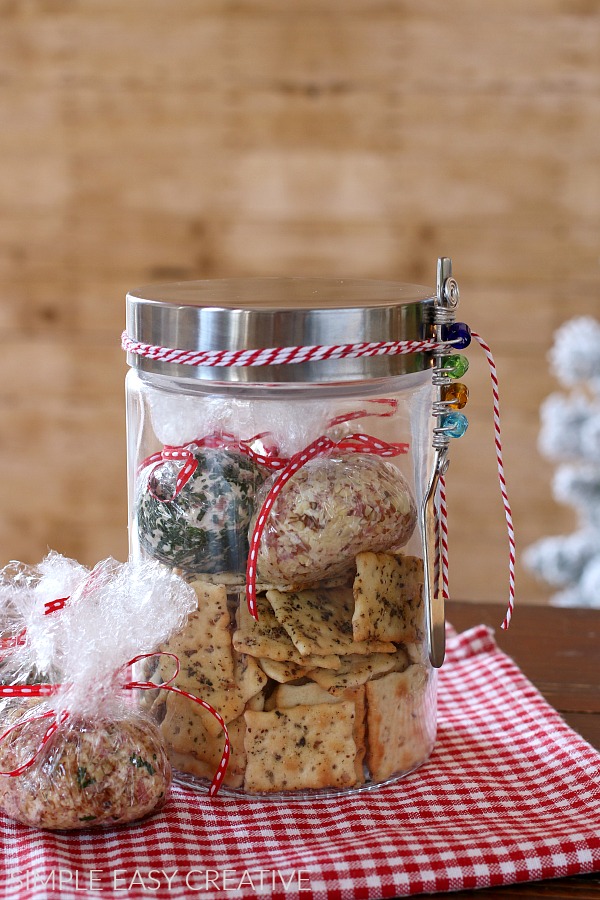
1;624;599;900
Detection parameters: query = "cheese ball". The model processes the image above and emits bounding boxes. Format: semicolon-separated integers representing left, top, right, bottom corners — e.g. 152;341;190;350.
137;447;268;573
254;454;417;585
0;711;171;830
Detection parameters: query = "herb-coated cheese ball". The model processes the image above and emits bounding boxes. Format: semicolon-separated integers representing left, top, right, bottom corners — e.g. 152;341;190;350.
137;447;268;574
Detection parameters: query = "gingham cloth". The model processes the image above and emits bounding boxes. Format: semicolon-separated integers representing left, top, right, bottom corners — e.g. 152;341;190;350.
1;624;599;900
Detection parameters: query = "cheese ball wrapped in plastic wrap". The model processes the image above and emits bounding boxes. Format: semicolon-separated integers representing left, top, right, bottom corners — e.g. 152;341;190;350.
253;453;417;586
137;446;269;574
0;553;198;830
0;706;171;829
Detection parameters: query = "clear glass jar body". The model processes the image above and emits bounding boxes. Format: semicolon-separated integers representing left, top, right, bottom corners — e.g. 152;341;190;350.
126;367;437;796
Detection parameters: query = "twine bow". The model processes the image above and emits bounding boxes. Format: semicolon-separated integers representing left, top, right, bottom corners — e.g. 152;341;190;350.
139;431;290;503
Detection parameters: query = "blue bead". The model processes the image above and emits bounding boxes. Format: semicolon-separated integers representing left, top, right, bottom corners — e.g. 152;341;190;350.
441;321;471;349
441;411;469;438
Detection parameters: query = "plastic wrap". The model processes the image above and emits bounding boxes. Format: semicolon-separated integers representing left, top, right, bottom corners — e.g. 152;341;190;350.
0;554;198;829
146;391;346;458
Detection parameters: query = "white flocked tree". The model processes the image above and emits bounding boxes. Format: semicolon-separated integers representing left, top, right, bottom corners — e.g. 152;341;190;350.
524;316;600;607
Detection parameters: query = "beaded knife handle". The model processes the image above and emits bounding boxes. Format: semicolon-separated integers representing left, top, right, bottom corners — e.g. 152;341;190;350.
420;258;470;667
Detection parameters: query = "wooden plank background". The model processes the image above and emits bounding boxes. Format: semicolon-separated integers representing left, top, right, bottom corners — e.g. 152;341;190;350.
0;0;598;605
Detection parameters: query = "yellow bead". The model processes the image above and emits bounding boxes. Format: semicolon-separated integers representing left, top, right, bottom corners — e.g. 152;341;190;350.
443;382;469;409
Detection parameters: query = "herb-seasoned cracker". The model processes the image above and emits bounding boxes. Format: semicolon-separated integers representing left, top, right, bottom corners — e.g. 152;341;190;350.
244;702;358;791
264;681;334;710
351;684;366;783
166;713;247;789
157;640;266;742
263;682;366;784
266;587;395;658
352;552;424;643
365;665;434;782
233;595;296;662
307;647;410;693
233;595;340;669
246;688;266;711
159;648;266;747
157;580;234;686
258;657;311;683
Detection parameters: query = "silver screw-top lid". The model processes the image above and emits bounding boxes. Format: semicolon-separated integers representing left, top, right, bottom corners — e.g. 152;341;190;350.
125;277;436;384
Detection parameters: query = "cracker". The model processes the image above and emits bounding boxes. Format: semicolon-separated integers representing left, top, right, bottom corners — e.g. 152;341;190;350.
246;688;266;711
244;702;358;792
189;572;353;592
307;647;410;693
233;594;297;662
202;652;268;729
258;658;311;683
264;681;334;710
352;552;424;643
263;682;366;784
365;664;434;782
255;572;354;592
157;580;234;686
406;641;428;666
233;595;340;669
266;586;395;658
187;572;247;586
351;684;367;783
161;653;267;740
167;714;247;789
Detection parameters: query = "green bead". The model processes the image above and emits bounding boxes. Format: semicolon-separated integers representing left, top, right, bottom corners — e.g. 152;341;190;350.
442;354;470;379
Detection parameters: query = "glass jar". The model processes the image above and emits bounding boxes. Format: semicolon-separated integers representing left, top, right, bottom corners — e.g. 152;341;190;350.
124;270;460;796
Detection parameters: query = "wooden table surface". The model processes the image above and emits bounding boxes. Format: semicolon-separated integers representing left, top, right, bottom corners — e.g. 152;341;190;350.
416;602;600;900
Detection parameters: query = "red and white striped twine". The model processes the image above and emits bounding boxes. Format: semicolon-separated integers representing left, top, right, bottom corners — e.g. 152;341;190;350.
122;332;440;368
438;475;450;602
125;329;515;626
472;332;516;629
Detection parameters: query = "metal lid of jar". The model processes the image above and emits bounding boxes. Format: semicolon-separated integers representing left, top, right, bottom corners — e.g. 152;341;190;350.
125;277;436;384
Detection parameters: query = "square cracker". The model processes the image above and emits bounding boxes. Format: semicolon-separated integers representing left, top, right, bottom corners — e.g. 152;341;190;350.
244;702;358;792
307;647;410;693
233;594;340;669
266;587;395;658
189;571;353;592
264;682;366;783
157;580;234;687
352;552;425;644
264;681;336;710
258;657;311;683
158;648;267;740
166;713;247;789
365;664;434;782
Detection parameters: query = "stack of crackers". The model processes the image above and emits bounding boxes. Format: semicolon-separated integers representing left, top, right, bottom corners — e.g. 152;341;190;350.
148;551;436;793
